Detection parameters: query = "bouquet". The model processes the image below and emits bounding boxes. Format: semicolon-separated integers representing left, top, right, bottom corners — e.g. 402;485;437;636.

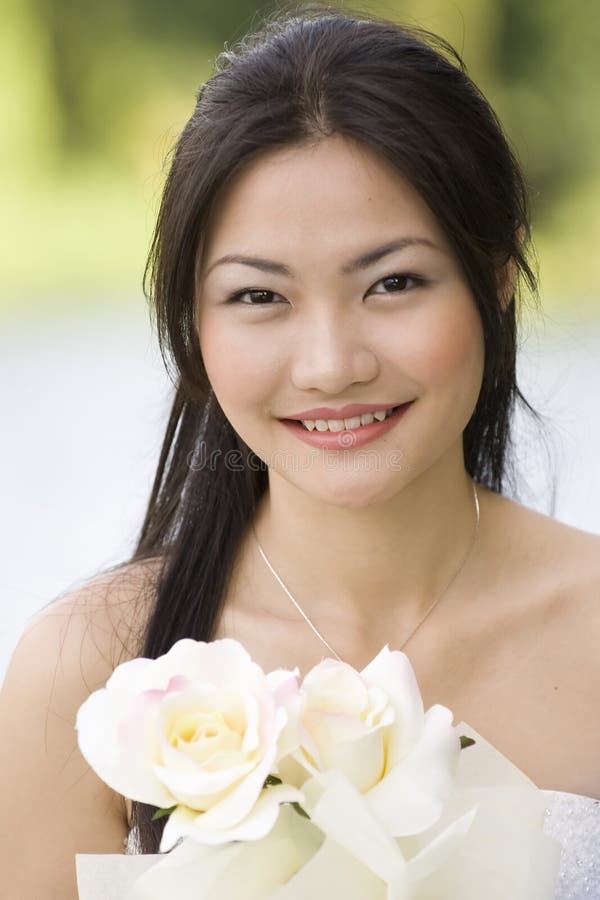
75;639;560;898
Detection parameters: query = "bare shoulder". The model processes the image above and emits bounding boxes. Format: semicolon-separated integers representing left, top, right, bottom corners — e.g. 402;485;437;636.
477;485;600;665
2;553;164;733
480;485;600;600
485;485;600;677
0;556;163;898
469;488;600;794
37;554;164;670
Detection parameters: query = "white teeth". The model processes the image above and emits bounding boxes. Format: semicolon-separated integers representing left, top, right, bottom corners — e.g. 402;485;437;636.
299;407;396;432
326;419;346;432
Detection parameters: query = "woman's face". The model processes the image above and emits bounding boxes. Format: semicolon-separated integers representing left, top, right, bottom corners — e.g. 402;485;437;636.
195;135;485;506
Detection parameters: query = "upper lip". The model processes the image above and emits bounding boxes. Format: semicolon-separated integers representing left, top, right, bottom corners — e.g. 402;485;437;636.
282;401;412;421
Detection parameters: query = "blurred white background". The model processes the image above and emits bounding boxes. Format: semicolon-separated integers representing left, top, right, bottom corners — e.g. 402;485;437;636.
1;302;599;684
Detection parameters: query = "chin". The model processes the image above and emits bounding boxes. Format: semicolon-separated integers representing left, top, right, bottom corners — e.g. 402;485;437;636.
295;470;411;509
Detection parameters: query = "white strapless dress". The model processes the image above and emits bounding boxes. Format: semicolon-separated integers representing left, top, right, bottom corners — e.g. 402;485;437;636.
541;790;600;898
123;790;600;898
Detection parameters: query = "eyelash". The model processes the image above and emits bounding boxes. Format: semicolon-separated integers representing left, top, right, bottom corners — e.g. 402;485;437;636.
225;273;427;306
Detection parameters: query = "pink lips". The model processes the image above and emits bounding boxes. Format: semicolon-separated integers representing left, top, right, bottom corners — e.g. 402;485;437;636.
279;401;413;450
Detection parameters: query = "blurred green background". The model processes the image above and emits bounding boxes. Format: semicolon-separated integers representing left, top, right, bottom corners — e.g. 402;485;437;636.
2;0;599;319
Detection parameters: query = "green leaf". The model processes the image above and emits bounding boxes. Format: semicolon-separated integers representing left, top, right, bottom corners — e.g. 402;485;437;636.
263;774;310;819
460;735;476;750
263;774;283;788
291;801;310;820
151;804;177;821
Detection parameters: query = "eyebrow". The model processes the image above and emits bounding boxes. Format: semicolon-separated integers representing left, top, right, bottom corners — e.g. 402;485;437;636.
203;237;441;279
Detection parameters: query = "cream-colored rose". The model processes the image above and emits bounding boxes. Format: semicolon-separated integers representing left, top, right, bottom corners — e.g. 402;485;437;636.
283;646;461;835
76;729;561;900
76;638;303;850
75;652;560;900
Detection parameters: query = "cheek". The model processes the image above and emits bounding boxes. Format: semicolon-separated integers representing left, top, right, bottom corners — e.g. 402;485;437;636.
198;315;277;413
405;300;485;397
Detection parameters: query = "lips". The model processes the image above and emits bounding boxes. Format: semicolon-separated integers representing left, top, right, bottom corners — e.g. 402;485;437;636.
279;401;413;450
282;401;412;421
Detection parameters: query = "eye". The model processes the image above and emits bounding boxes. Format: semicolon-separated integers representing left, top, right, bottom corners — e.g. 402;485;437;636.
226;288;284;306
225;272;426;307
368;273;426;297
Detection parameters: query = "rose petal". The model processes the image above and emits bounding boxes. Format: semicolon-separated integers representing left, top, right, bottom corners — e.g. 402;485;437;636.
76;637;303;846
160;782;305;850
136;639;266;694
302;661;370;717
266;668;300;705
76;684;173;808
301;708;369;768
317;725;386;793
103;656;153;693
367;704;460;835
153;756;257;808
360;646;425;768
179;725;281;831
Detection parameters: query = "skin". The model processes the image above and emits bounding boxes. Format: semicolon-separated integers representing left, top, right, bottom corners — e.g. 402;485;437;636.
196;134;485;626
1;134;598;898
196;134;600;796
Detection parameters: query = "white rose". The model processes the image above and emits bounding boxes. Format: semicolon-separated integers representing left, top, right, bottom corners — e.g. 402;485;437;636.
76;638;303;850
284;645;461;835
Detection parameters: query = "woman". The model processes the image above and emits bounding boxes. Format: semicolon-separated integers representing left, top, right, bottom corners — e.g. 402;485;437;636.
1;5;598;897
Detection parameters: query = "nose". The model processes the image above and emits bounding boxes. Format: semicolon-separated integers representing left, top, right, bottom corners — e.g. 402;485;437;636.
289;308;379;395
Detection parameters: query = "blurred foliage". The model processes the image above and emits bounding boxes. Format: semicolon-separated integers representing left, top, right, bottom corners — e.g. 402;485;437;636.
1;0;599;316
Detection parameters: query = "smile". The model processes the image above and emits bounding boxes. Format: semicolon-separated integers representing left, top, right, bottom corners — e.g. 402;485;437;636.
297;405;400;432
279;402;413;450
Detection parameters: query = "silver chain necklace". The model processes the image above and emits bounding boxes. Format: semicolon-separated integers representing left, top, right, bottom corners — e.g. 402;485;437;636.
253;481;480;661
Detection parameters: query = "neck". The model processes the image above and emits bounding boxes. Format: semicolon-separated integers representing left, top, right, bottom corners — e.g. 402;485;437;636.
250;452;481;630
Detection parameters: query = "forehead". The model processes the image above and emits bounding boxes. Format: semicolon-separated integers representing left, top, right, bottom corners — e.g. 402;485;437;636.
201;135;448;259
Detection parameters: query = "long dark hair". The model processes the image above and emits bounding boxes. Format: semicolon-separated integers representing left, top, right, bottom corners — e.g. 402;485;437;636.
117;2;553;851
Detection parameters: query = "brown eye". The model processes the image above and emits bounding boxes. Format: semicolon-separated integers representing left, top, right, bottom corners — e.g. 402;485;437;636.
228;289;283;306
369;273;425;296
